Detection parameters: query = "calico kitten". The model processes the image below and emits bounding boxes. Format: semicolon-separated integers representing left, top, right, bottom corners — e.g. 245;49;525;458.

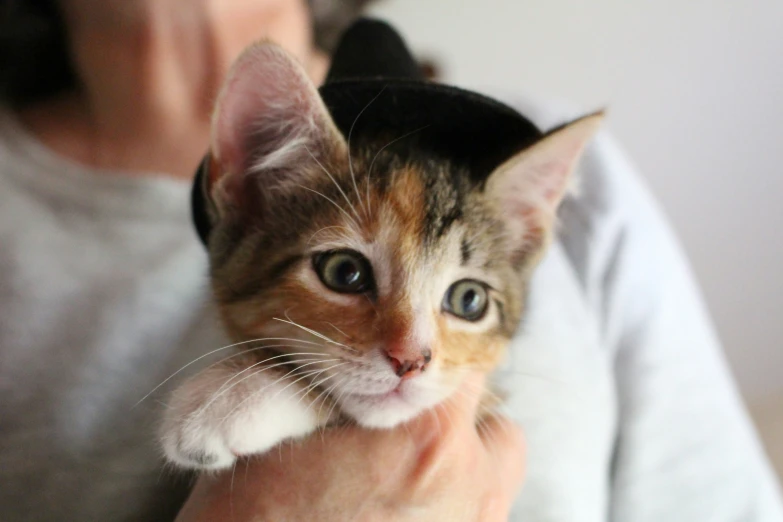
160;41;601;470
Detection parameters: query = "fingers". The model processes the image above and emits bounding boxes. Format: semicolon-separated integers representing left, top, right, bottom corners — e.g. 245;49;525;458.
445;372;487;425
410;372;487;436
479;414;526;497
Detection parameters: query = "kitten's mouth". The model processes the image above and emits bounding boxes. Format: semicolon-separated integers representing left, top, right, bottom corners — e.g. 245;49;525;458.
364;384;403;399
337;377;440;429
346;381;408;405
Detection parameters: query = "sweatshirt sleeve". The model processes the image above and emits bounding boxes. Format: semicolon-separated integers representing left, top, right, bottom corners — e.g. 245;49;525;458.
566;129;783;521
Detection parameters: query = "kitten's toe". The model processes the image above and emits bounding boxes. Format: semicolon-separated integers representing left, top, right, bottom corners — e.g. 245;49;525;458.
159;362;330;470
170;445;233;470
160;420;237;470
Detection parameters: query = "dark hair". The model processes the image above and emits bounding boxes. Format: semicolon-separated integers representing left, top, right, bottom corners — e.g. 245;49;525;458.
310;0;377;53
0;0;74;107
0;0;376;108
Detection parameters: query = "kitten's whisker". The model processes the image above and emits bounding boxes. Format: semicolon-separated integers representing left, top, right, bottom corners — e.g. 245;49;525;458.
293;369;343;409
220;364;339;426
347;86;387;219
447;381;506;413
133;337;322;407
306;225;353;246
443;390;475;425
182;352;335;405
322;322;351;341
267;362;345;405
294;184;360;230
289;363;346;404
314;378;345;426
428;408;443;438
365;124;431;215
208;350;330;391
478;405;517;439
362;294;380;326
323;377;352;427
198;357;337;418
214;364;335;427
474;414;499;454
274;315;358;353
445;385;516;446
311;376;344;441
196;345;328;380
304;381;336;425
229;459;238;518
303;145;363;224
474;408;514;461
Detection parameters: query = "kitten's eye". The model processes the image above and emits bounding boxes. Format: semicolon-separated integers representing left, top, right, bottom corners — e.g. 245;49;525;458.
314;250;373;294
443;279;489;321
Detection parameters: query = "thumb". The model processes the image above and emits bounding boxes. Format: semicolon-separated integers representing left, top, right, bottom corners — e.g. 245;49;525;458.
479;413;526;499
406;372;486;444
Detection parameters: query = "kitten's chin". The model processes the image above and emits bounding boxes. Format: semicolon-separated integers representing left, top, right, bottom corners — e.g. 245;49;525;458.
339;381;450;429
344;396;423;429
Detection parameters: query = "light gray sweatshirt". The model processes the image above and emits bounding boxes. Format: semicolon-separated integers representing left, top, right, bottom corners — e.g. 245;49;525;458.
0;102;781;521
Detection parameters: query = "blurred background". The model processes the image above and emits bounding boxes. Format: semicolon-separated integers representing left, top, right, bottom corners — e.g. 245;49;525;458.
368;0;783;476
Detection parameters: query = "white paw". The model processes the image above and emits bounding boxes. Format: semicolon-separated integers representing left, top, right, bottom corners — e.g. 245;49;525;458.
160;362;327;470
160;414;236;470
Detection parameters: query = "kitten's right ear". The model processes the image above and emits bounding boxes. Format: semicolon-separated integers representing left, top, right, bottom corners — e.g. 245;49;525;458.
208;42;346;217
486;112;604;263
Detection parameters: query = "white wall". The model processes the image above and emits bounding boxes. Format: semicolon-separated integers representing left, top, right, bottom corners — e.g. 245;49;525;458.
369;0;783;401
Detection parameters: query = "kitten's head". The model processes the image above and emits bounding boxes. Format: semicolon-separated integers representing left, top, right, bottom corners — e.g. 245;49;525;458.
198;42;601;428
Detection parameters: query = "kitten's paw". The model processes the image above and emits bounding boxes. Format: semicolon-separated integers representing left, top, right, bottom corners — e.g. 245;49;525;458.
159;368;239;470
160;362;328;470
160;416;237;470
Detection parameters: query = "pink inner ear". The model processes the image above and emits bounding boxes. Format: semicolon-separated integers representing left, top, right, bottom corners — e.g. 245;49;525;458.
528;159;573;204
489;113;603;256
210;43;327;185
497;158;571;227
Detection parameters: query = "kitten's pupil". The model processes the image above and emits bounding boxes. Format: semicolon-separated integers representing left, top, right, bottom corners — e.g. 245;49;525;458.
462;289;480;311
314;250;373;294
336;260;360;286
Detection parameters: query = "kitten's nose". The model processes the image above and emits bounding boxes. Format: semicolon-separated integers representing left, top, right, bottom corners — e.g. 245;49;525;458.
386;347;432;378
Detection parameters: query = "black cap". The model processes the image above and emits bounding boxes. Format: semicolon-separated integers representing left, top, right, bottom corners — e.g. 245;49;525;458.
324;18;425;82
193;18;541;246
319;19;541;182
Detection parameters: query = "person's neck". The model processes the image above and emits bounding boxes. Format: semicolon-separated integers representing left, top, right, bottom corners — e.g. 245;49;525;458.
18;0;327;180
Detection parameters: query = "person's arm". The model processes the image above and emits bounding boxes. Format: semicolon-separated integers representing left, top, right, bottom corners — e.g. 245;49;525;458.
175;375;525;522
577;131;783;520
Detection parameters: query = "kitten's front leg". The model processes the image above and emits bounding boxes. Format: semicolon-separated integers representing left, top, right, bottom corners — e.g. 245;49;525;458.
160;360;333;470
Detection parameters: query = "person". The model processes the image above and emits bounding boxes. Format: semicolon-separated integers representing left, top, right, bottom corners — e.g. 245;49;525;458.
0;1;780;521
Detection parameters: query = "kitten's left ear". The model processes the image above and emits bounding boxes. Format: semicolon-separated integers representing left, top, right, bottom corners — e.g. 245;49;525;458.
207;42;347;218
486;112;604;259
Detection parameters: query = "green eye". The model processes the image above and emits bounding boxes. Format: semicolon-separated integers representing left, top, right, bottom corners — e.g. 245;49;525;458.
314;250;373;294
443;280;489;321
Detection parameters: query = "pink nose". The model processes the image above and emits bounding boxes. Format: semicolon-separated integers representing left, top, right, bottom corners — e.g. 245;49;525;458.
386;348;432;378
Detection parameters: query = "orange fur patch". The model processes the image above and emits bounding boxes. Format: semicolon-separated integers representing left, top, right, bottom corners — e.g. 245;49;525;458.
215;157;513;381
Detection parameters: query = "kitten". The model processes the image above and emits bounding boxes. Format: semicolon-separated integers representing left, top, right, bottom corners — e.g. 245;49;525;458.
160;40;601;470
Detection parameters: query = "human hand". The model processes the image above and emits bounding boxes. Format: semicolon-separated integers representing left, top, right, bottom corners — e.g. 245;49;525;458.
175;374;525;522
